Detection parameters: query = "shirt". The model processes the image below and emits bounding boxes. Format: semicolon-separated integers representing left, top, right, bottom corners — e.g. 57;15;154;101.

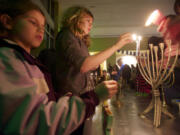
55;29;95;96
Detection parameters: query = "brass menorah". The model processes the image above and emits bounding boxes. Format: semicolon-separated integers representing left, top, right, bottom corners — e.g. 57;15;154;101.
137;40;179;127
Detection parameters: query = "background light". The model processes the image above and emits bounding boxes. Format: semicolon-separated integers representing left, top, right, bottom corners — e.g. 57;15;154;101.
121;55;137;67
138;36;142;41
132;34;137;41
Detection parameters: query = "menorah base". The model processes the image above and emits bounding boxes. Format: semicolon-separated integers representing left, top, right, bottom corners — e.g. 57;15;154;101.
161;106;175;119
139;98;175;127
140;100;175;118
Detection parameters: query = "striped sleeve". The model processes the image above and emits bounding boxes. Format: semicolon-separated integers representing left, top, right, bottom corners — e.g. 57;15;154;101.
0;48;89;135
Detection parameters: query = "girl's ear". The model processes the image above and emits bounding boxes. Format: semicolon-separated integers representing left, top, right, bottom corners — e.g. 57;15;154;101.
0;14;13;30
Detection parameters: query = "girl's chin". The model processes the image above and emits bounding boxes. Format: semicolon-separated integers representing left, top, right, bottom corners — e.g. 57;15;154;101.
31;45;40;50
32;43;41;48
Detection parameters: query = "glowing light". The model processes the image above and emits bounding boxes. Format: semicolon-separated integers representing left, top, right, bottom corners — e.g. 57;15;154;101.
145;9;164;27
138;36;142;41
132;34;142;56
122;55;137;67
145;10;159;26
132;34;137;41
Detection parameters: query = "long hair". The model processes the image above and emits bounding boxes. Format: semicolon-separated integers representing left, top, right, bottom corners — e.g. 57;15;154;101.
0;0;45;37
60;6;94;47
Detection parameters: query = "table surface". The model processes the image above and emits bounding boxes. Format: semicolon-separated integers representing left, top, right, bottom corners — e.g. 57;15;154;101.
91;88;180;135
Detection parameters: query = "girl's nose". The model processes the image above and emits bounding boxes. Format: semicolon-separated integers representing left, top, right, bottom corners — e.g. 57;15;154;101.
37;26;45;33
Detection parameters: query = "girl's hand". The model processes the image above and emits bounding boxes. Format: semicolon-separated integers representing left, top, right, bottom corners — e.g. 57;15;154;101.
95;80;118;101
115;33;134;48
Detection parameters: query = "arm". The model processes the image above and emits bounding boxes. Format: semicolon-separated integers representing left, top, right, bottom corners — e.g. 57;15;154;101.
0;48;118;135
80;33;133;73
56;31;132;73
0;48;86;135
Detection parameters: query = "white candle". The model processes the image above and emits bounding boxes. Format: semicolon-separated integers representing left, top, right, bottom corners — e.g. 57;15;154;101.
136;42;141;56
132;34;142;56
132;34;137;41
137;36;142;56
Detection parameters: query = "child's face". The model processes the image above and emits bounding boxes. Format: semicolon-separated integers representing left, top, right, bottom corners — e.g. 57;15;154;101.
157;18;170;39
158;17;180;44
78;14;93;35
11;9;45;52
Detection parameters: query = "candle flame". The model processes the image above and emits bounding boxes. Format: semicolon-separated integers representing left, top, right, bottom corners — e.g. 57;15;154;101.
145;9;160;26
138;36;142;41
132;34;137;41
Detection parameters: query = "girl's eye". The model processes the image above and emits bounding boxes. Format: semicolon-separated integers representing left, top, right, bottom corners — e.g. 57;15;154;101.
29;20;37;26
28;19;45;31
88;19;92;23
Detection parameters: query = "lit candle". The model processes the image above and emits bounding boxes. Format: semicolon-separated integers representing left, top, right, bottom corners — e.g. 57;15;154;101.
132;34;137;41
132;34;142;56
137;36;142;56
145;9;164;26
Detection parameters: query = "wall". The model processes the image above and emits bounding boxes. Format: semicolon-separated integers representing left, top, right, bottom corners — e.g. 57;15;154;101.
89;36;149;65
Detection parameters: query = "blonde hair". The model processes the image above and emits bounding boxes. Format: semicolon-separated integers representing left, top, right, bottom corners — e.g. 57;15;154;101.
61;6;93;47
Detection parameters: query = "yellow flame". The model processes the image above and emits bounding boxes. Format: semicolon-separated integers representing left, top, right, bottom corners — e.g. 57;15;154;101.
132;34;137;41
145;10;159;26
138;36;142;41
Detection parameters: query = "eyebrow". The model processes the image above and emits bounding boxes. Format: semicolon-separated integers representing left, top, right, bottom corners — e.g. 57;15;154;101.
26;15;46;26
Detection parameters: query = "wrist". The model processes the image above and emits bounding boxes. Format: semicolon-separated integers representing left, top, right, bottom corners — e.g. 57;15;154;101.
113;42;122;51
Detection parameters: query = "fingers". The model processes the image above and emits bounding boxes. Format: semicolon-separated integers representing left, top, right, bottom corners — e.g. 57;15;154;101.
103;80;118;98
120;33;133;42
116;33;134;47
65;92;73;97
103;80;118;90
120;33;132;38
103;80;117;85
